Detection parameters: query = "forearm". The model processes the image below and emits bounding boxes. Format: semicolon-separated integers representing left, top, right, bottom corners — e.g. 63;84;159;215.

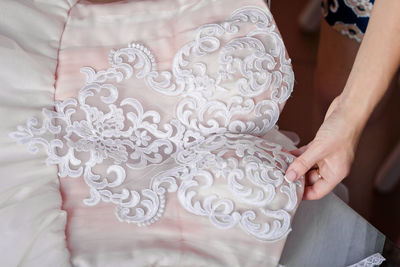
339;0;400;130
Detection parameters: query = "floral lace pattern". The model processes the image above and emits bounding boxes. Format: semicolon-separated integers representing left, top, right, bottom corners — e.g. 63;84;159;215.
347;253;385;267
10;6;302;242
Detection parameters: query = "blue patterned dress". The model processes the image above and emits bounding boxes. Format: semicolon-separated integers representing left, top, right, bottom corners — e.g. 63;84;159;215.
322;0;375;42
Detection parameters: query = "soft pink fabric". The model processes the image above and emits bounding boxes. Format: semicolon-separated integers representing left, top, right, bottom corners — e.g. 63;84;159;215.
56;1;301;266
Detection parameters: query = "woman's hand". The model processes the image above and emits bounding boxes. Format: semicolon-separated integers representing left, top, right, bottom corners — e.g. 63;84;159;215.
285;0;400;200
285;96;362;200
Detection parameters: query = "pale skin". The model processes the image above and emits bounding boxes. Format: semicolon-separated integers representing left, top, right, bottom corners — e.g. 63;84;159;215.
285;0;400;200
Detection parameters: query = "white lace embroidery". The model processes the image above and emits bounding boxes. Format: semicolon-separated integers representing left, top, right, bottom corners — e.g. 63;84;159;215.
347;253;385;267
10;6;301;242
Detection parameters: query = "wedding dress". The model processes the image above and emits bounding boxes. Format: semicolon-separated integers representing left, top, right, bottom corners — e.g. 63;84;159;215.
8;0;304;266
1;0;385;266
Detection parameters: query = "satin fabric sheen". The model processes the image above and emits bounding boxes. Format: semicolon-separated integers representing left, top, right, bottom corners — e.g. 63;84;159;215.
1;1;302;266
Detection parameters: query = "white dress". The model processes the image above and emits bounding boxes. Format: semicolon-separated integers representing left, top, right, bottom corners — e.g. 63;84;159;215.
1;1;388;266
6;0;304;266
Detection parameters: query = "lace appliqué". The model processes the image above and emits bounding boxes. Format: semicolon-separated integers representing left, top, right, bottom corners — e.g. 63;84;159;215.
347;253;385;267
10;6;301;242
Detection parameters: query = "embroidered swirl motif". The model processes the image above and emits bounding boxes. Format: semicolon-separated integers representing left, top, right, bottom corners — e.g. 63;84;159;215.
10;6;301;242
343;0;373;17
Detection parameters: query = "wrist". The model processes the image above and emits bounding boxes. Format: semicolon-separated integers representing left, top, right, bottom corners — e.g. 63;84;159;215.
337;85;376;131
334;93;368;143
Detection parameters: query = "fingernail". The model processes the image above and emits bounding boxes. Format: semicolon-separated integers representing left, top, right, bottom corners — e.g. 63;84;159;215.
286;170;297;182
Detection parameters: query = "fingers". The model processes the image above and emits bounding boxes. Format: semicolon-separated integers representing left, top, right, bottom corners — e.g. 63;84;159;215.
303;176;337;200
289;145;308;157
285;143;322;182
305;169;320;186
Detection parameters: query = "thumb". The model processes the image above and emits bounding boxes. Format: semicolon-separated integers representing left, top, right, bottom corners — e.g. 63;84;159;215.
285;143;321;182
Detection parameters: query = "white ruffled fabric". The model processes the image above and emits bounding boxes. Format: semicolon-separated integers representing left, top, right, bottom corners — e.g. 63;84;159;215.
0;1;76;266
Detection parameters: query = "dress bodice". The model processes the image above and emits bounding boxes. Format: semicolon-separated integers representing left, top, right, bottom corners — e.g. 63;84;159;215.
10;1;303;266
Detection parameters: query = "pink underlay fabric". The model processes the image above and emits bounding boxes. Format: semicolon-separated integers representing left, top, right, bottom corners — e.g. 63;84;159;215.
10;0;304;266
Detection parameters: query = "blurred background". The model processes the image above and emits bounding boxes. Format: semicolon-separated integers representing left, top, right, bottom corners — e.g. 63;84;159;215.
270;0;400;246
